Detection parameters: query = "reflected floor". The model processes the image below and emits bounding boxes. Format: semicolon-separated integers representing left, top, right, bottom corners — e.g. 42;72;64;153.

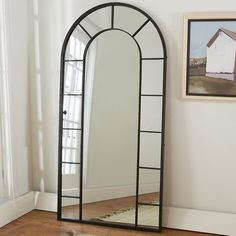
62;192;159;222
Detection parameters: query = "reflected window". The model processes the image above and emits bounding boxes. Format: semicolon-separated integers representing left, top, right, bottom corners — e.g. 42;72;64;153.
62;130;77;175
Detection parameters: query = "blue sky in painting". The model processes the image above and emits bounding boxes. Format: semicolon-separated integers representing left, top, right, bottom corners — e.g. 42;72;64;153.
190;21;236;58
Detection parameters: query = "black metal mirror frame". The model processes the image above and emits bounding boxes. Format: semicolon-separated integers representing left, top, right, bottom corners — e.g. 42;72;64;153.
58;2;167;233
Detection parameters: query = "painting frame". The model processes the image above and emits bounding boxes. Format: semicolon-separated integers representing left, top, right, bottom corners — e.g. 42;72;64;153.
182;12;236;101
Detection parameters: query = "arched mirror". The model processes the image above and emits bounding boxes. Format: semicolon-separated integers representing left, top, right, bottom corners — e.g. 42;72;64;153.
58;2;167;232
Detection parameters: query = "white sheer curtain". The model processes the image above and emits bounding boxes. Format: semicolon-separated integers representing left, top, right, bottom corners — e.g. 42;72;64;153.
0;0;13;200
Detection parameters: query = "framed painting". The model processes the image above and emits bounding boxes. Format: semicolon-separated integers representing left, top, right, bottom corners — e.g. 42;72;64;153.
182;13;236;100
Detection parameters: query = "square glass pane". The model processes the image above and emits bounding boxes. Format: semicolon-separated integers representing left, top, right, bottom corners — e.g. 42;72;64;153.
141;96;162;132
61;197;80;220
65;26;89;60
80;7;111;37
137;205;159;227
63;95;82;129
62;147;80;164
62;163;80;197
114;6;147;35
62;130;81;163
82;197;135;225
135;22;164;58
64;61;83;95
140;133;161;169
142;60;164;95
139;169;160;204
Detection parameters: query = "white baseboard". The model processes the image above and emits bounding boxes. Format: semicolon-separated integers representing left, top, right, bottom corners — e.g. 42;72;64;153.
0;192;34;228
163;206;236;236
34;192;57;212
1;191;236;236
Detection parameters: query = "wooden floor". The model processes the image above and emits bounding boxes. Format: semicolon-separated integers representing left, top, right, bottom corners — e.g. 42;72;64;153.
0;210;215;236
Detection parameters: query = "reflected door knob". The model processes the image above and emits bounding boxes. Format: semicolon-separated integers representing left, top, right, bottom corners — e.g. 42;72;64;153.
63;110;67;115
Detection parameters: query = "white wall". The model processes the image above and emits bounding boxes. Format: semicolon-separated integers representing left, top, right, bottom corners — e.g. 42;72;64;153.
28;0;236;233
4;0;32;198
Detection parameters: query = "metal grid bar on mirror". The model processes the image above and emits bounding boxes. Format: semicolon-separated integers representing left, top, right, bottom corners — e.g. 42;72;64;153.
111;5;114;29
142;57;166;60
79;23;92;39
61;197;80;220
62;161;80;165
64;94;82;96
132;19;150;38
141;94;163;97
64;59;84;62
138;202;160;207
139;167;161;170
140;130;162;133
62;195;80;199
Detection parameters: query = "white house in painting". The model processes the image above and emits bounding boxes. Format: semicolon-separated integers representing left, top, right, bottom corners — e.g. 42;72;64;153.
206;28;236;81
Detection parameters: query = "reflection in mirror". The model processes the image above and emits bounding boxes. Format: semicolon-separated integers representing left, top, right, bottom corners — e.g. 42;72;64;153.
65;28;89;60
140;133;161;168
63;96;82;129
64;62;83;95
139;169;160;204
114;6;147;35
61;197;80;220
80;7;111;37
135;22;164;58
142;60;164;95
62;130;81;164
137;169;160;228
61;163;80;219
138;205;159;227
62;163;80;197
81;30;139;225
141;97;163;132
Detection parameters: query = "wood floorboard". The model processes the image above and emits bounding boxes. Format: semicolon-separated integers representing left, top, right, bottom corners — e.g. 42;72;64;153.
0;210;216;236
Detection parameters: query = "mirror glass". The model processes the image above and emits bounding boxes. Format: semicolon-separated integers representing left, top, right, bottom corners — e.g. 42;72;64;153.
61;197;80;220
82;30;139;225
140;133;161;168
141;97;163;132
64;29;89;61
114;6;147;35
59;3;166;231
142;60;164;95
135;22;164;58
80;7;111;37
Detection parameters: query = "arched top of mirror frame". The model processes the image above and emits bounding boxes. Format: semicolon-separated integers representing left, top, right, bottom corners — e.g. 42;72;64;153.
61;2;167;61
